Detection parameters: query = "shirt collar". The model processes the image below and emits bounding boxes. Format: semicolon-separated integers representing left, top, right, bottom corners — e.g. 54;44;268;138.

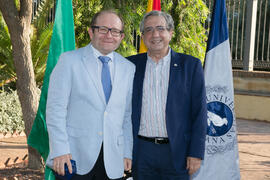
91;44;114;62
147;47;171;65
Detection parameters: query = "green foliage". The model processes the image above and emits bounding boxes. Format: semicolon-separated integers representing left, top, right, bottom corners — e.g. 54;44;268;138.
31;22;53;86
72;0;208;60
0;88;24;133
0;1;53;87
73;0;102;47
111;0;146;56
0;15;15;86
29;0;54;87
168;0;209;61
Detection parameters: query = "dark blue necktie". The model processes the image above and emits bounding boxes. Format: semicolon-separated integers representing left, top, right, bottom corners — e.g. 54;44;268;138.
98;56;112;103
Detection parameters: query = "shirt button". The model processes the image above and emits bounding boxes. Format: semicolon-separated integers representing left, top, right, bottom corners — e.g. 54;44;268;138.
104;111;107;116
98;132;103;136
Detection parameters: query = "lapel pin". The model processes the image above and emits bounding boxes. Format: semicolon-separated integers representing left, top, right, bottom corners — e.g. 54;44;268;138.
174;63;178;67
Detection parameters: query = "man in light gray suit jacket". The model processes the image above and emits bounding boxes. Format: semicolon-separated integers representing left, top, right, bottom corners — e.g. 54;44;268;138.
46;10;135;180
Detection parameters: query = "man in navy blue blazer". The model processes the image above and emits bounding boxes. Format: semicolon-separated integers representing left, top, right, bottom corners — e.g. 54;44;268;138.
127;11;207;180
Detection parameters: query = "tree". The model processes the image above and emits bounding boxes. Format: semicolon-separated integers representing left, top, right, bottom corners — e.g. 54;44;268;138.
0;0;42;169
0;13;53;88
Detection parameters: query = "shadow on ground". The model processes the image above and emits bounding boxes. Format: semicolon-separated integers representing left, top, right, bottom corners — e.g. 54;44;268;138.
0;163;43;180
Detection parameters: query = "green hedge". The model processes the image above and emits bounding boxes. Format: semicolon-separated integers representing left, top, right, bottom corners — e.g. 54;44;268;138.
0;89;24;134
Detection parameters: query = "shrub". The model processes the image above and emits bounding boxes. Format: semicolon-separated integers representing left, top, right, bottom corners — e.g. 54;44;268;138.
0;89;24;134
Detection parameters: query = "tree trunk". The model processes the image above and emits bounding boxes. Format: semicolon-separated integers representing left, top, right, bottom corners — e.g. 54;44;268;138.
0;0;43;170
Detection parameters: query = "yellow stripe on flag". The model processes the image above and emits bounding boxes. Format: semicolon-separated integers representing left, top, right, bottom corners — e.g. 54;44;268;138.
147;0;153;12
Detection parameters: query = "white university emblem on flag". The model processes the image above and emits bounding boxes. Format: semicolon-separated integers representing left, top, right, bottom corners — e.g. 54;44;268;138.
205;85;237;155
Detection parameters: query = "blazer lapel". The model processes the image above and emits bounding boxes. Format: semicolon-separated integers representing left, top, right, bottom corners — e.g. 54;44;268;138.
166;50;183;117
133;53;147;135
81;44;106;104
168;50;182;80
108;52;121;105
167;50;182;97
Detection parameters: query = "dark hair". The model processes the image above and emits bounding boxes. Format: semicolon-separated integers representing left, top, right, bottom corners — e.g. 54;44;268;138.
90;9;124;31
140;11;174;33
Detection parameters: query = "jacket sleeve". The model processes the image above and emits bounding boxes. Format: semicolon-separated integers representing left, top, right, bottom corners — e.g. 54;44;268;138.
188;59;207;159
46;53;72;161
122;64;135;159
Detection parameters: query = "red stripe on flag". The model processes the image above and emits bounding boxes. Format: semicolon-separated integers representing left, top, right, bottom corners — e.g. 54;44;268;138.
152;0;161;10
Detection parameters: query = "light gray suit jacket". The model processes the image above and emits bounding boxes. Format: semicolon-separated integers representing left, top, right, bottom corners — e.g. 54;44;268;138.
46;44;135;179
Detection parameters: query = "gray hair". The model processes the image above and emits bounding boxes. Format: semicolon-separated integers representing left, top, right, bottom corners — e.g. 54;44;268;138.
140;11;174;33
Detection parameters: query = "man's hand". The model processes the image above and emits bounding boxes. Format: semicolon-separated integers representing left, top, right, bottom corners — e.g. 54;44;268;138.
186;157;201;175
124;158;132;171
53;154;72;176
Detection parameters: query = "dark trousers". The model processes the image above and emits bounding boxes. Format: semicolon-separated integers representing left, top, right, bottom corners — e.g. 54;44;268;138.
56;145;123;180
132;138;189;180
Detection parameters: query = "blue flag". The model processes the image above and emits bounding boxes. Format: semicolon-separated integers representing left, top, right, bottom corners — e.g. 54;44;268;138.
192;0;241;179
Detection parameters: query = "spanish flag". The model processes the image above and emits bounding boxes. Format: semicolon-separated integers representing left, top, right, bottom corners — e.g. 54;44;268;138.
139;0;161;53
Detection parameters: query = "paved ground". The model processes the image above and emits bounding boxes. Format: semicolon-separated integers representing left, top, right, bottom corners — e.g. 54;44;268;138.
0;119;270;179
237;119;270;180
0;136;27;168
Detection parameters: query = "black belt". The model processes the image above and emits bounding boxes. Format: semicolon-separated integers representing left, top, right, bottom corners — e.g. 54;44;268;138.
138;135;169;144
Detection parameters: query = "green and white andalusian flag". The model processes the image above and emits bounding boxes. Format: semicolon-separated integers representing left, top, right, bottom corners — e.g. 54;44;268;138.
28;0;75;179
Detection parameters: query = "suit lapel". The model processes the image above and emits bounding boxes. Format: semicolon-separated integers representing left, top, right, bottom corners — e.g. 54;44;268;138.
137;55;147;111
81;44;106;104
134;54;147;135
167;50;182;99
108;53;121;105
166;50;183;119
168;50;182;85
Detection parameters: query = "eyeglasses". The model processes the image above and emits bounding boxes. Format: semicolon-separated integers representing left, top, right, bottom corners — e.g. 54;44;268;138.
91;26;123;37
143;26;168;34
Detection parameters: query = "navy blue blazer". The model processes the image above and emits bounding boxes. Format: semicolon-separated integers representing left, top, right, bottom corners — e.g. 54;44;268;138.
127;50;207;173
